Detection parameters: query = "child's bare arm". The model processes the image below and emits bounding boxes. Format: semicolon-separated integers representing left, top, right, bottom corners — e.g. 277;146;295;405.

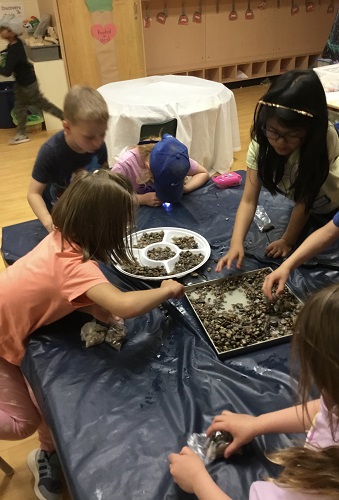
216;168;261;271
85;280;184;318
169;447;232;500
206;400;320;458
183;163;209;193
263;219;339;299
136;192;161;207
27;178;53;232
265;202;310;259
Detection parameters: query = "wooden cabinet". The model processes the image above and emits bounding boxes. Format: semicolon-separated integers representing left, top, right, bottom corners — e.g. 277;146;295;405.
142;0;336;83
53;0;146;87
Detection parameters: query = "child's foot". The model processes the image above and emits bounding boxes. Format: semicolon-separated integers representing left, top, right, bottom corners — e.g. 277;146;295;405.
27;449;63;500
9;133;30;145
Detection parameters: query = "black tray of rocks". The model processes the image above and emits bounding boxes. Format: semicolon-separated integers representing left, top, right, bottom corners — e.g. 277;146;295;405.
185;267;303;359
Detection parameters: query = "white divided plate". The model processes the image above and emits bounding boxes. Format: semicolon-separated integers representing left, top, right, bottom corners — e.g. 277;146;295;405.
115;227;211;280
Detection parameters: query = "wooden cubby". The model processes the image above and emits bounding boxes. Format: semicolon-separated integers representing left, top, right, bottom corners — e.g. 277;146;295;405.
143;0;336;84
221;65;237;82
295;55;309;70
168;53;322;85
266;59;280;76
205;67;221;81
280;57;296;72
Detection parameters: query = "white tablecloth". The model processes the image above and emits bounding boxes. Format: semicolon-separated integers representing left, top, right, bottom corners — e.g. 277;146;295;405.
314;64;339;107
98;75;241;173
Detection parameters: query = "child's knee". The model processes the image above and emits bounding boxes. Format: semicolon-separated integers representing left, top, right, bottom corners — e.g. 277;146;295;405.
13;416;40;439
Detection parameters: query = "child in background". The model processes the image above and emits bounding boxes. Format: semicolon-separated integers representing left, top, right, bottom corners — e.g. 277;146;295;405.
27;85;109;233
262;210;339;300
0;19;63;145
216;69;339;272
111;134;209;207
1;170;184;500
169;284;339;499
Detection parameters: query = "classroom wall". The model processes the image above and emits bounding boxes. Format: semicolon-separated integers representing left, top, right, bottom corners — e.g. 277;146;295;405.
37;0;56;29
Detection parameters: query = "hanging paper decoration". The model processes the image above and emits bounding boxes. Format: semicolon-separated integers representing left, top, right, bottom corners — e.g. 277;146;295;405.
85;0;118;83
291;0;299;14
85;0;113;12
229;0;238;20
193;1;202;22
91;23;116;43
305;0;315;11
156;1;168;24
178;1;189;25
245;0;254;18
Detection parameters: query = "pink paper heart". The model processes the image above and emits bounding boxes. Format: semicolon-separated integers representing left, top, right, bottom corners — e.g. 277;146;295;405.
91;23;117;44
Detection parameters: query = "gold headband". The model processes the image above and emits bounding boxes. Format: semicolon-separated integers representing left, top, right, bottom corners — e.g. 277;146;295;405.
258;100;314;118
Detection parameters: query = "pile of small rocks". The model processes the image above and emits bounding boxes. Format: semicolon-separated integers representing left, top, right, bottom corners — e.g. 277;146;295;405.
172;251;205;274
147;246;176;260
123;262;168;277
172;236;198;249
186;268;302;356
133;231;164;248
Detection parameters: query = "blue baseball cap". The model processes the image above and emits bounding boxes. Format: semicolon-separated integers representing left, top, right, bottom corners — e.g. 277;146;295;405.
150;134;190;203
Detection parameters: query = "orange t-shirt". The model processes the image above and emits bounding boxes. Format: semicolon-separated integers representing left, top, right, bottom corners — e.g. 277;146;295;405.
0;231;109;365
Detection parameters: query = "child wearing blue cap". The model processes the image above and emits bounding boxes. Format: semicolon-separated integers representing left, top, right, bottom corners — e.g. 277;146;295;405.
111;134;209;206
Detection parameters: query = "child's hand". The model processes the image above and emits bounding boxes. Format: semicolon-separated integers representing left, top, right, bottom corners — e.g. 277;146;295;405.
138;192;162;207
160;279;185;299
265;238;292;259
216;244;244;271
169;447;208;494
206;411;258;458
262;266;290;300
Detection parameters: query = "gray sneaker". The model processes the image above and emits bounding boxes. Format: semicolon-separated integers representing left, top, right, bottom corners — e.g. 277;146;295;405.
27;449;63;500
9;133;30;145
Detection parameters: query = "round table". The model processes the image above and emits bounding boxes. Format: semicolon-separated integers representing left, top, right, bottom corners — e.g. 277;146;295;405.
98;75;241;173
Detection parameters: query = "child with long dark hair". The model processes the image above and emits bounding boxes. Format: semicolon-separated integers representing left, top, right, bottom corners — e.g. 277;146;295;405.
169;284;339;499
0;170;184;500
217;69;339;271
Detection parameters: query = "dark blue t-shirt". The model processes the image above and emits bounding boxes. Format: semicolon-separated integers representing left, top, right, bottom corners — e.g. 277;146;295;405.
32;131;108;211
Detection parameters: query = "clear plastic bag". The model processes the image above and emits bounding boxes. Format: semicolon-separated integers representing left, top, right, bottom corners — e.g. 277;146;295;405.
80;320;107;347
187;431;233;465
254;205;275;233
105;320;128;351
80;319;127;351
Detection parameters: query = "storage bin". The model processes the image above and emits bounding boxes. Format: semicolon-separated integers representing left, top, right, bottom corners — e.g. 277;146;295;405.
11;105;44;133
24;44;60;62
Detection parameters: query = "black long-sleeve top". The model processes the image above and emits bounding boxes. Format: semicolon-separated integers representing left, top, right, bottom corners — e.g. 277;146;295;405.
0;37;36;86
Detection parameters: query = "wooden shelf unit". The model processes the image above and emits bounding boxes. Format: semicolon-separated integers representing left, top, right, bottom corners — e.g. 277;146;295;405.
143;0;335;84
149;53;321;83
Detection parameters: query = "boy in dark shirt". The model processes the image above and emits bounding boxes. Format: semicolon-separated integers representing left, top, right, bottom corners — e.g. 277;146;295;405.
27;85;109;232
0;18;63;144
